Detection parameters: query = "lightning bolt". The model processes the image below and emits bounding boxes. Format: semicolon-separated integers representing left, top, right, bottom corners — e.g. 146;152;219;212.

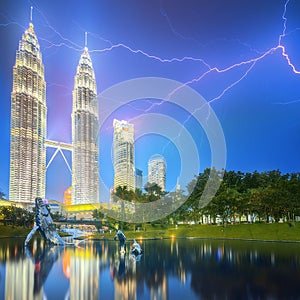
0;12;25;30
160;5;263;57
33;4;82;51
278;0;300;75
28;0;299;107
3;1;300;88
32;0;300;137
274;99;300;105
98;0;300;123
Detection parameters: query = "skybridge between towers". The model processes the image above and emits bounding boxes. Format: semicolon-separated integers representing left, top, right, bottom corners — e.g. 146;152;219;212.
44;139;73;172
45;139;73;152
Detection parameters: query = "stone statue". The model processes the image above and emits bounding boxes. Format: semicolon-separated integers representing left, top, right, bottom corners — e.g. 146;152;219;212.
25;197;66;246
114;230;126;253
130;239;143;256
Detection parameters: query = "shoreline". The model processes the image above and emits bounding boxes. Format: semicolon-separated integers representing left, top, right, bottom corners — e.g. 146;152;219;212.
1;222;300;244
2;234;300;245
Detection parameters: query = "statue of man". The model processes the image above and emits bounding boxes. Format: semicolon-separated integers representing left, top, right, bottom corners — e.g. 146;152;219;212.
114;229;126;253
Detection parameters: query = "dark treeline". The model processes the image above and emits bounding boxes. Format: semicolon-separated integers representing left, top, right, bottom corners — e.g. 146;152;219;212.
0;206;34;227
2;169;300;228
183;168;300;224
111;168;300;225
0;205;62;227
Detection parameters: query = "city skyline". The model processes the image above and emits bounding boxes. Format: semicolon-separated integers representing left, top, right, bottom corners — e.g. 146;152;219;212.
0;1;299;202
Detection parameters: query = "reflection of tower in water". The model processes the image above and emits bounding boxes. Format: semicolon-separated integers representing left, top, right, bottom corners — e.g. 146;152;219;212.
149;274;168;300
5;239;44;299
64;246;100;299
113;252;137;300
5;258;43;300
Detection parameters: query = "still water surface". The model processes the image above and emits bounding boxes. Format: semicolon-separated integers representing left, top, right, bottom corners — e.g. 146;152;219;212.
0;237;300;299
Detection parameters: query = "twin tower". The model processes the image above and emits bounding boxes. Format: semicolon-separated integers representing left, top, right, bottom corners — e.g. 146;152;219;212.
9;21;99;205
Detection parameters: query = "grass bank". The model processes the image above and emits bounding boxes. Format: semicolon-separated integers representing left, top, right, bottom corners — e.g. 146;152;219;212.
0;225;30;237
97;222;300;242
1;223;300;242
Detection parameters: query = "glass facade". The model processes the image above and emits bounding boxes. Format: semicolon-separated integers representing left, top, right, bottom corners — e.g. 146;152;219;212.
113;119;135;191
148;155;166;191
72;47;99;204
9;22;47;203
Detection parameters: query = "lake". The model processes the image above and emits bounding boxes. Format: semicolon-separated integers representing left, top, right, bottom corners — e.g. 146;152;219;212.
0;237;300;299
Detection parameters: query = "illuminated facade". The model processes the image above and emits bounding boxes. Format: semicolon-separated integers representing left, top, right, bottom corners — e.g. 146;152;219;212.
113;119;135;191
64;186;72;205
72;47;99;204
148;155;166;191
9;22;47;203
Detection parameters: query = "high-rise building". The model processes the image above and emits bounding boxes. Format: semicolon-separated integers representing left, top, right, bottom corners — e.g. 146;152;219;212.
113;119;135;191
148;155;166;191
135;168;143;190
9;22;47;203
72;47;99;204
64;186;72;205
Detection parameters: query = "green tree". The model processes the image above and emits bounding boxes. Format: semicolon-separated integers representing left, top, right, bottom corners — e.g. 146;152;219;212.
0;189;5;200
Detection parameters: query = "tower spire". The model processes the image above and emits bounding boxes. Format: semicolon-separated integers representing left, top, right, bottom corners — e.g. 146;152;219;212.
85;32;88;49
30;6;33;23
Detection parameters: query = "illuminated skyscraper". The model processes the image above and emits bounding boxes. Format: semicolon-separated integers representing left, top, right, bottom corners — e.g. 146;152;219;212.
9;22;47;203
113;119;135;190
135;168;143;190
148;155;166;191
72;46;99;204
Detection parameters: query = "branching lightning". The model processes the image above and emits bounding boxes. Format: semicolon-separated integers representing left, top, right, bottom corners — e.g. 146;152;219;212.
2;0;299;194
38;0;300;150
20;0;299;107
274;99;300;105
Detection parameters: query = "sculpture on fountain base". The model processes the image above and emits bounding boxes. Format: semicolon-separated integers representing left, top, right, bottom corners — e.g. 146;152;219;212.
130;239;143;256
25;197;66;246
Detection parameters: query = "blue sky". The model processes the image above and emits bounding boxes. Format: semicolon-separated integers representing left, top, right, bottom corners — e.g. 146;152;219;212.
0;0;299;202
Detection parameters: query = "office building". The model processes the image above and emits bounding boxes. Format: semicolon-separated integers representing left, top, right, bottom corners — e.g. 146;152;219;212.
72;46;99;204
113;119;135;190
9;21;47;203
148;155;166;191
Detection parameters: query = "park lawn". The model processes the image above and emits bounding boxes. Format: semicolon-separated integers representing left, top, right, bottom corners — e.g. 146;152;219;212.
1;223;300;242
0;225;30;237
94;222;300;242
0;225;70;238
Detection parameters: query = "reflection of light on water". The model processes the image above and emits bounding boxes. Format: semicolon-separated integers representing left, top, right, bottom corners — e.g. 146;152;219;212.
62;244;100;300
62;250;71;279
5;255;40;299
2;239;300;299
271;253;275;266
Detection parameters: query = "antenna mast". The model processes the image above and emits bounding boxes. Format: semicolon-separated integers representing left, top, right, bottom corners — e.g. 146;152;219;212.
30;6;33;22
85;32;88;48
